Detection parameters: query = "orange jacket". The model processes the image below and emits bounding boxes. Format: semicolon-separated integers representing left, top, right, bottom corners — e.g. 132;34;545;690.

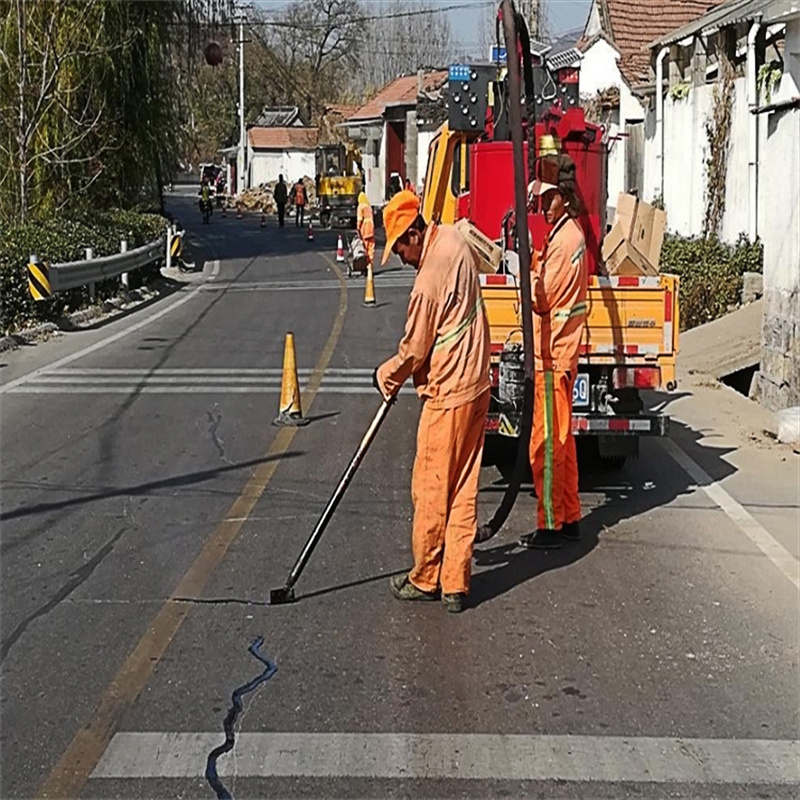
532;215;588;373
357;200;374;241
378;223;491;409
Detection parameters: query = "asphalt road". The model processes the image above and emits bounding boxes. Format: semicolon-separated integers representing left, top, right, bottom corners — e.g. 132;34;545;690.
1;196;798;800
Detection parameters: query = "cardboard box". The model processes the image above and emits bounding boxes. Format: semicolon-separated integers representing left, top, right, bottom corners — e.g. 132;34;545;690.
601;193;666;276
455;218;502;274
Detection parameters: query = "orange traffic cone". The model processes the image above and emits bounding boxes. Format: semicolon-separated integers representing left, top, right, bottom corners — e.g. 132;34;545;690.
307;221;314;241
336;235;345;262
273;333;309;427
363;264;376;307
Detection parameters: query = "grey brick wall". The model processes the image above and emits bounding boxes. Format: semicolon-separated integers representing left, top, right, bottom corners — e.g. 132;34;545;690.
755;288;800;410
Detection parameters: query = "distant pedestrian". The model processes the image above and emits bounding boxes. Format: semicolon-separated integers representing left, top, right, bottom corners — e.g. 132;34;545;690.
356;192;375;268
274;174;288;228
293;179;308;227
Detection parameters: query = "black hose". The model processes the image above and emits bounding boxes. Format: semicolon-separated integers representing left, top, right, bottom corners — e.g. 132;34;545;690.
477;0;536;543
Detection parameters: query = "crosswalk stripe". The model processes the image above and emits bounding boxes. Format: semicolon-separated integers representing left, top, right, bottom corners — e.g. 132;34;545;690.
91;732;800;784
201;278;414;292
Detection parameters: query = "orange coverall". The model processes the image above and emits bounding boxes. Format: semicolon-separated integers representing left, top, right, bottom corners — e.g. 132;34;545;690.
356;193;375;266
530;214;588;531
377;224;491;595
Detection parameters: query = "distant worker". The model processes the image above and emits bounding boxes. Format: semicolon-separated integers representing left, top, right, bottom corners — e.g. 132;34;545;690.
520;172;587;550
374;191;491;614
388;172;402;198
356;192;375;268
200;180;211;222
293;178;308;228
274;174;288;228
404;178;416;196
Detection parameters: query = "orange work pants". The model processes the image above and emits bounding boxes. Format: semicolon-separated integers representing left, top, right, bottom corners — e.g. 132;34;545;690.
530;370;581;531
409;390;490;595
364;237;375;267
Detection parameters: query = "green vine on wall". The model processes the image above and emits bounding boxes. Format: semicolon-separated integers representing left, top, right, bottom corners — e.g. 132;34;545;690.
757;61;782;103
703;56;734;238
669;82;690;101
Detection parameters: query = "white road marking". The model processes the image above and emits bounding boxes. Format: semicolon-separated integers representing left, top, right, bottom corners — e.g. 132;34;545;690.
660;437;800;590
92;732;800;784
0;261;219;396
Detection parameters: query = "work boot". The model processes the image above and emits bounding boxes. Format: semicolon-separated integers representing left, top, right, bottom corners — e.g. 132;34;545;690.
442;593;467;614
389;573;438;602
519;528;563;550
561;520;581;542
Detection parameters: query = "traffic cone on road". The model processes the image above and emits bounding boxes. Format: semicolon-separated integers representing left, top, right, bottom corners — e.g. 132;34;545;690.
336;234;345;262
260;209;266;228
236;203;243;219
273;333;309;427
363;264;376;307
222;203;227;218
307;221;314;241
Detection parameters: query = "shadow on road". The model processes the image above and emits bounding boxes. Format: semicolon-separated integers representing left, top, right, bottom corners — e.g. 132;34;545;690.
0;451;304;532
471;406;738;607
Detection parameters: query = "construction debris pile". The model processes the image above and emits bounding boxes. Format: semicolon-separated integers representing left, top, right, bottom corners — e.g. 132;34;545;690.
233;176;319;214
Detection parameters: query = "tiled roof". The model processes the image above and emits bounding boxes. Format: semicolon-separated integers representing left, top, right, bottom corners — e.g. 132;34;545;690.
603;0;725;84
252;106;301;127
349;71;448;121
248;127;318;150
324;103;360;118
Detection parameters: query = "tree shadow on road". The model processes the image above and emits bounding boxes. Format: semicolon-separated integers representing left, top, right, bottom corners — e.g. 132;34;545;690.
470;407;739;607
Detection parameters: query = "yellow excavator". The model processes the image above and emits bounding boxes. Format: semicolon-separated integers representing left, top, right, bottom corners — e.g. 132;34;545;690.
315;142;363;228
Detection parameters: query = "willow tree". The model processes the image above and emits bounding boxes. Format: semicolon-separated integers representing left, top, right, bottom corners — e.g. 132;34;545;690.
0;0;232;224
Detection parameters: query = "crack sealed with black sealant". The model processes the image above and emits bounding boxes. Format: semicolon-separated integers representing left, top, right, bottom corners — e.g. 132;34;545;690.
206;636;277;799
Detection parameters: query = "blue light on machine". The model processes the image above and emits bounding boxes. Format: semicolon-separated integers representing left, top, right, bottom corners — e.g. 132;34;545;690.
449;65;472;81
491;45;507;64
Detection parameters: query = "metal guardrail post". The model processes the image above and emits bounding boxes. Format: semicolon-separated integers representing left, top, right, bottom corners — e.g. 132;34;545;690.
85;248;95;301
120;240;129;290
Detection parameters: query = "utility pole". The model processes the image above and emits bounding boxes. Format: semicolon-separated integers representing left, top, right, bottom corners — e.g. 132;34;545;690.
237;14;246;195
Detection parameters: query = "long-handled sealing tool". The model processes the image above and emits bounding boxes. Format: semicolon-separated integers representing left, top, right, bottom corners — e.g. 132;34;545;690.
269;397;394;604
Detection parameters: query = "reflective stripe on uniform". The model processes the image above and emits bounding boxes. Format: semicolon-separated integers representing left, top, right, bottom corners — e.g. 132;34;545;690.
553;301;587;321
543;370;555;530
433;297;485;351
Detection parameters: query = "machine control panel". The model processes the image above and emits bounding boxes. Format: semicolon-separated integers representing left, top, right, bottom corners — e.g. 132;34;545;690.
447;64;495;132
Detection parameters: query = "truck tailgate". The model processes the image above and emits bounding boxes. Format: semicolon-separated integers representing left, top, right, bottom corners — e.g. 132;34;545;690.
479;273;680;388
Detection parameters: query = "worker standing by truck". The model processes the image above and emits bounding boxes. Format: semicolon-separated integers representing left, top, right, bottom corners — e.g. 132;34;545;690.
520;171;588;550
292;178;307;228
374;190;491;613
356;192;375;268
274;174;288;228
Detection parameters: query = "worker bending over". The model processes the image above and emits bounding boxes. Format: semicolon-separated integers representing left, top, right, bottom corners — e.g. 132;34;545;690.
375;191;490;613
521;175;588;550
356;192;375;268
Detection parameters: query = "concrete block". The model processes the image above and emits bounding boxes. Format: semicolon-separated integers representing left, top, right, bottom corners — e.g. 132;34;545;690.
741;272;763;304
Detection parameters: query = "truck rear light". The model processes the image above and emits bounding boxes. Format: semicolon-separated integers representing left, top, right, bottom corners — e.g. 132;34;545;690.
613;367;660;389
490;364;500;387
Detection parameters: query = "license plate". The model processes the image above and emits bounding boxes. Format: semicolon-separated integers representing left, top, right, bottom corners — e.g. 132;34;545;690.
573;373;590;408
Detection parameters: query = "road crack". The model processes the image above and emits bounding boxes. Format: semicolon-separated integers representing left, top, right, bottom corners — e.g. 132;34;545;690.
1;527;126;663
205;637;277;799
207;409;231;464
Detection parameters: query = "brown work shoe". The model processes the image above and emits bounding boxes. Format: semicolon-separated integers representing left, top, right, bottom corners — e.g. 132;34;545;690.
389;573;439;602
519;528;563;549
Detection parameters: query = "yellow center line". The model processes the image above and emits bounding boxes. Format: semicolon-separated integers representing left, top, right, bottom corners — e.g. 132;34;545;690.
35;254;348;799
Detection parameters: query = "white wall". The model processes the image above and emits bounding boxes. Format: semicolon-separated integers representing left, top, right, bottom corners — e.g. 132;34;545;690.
248;149;315;187
641;77;750;241
416;129;436;193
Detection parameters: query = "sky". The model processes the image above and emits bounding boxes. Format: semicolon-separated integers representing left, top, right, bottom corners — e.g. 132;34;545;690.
252;1;593;56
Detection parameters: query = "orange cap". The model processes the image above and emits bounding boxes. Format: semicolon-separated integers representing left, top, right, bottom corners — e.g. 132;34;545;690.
381;190;421;265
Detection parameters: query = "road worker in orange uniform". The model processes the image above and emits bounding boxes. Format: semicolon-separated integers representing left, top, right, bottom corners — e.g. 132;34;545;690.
356;192;375;268
520;176;588;550
374;190;491;613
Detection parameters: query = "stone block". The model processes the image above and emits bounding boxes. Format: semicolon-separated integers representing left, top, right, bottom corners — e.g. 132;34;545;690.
741;272;763;304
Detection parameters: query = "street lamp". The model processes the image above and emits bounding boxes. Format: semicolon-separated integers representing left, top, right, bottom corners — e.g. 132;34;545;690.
237;13;246;195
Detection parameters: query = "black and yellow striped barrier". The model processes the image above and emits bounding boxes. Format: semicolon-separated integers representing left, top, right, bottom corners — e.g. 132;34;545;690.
28;256;52;301
170;232;183;259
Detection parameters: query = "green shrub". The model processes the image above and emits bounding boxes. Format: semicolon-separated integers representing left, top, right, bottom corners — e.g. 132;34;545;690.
0;211;167;333
659;233;763;330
